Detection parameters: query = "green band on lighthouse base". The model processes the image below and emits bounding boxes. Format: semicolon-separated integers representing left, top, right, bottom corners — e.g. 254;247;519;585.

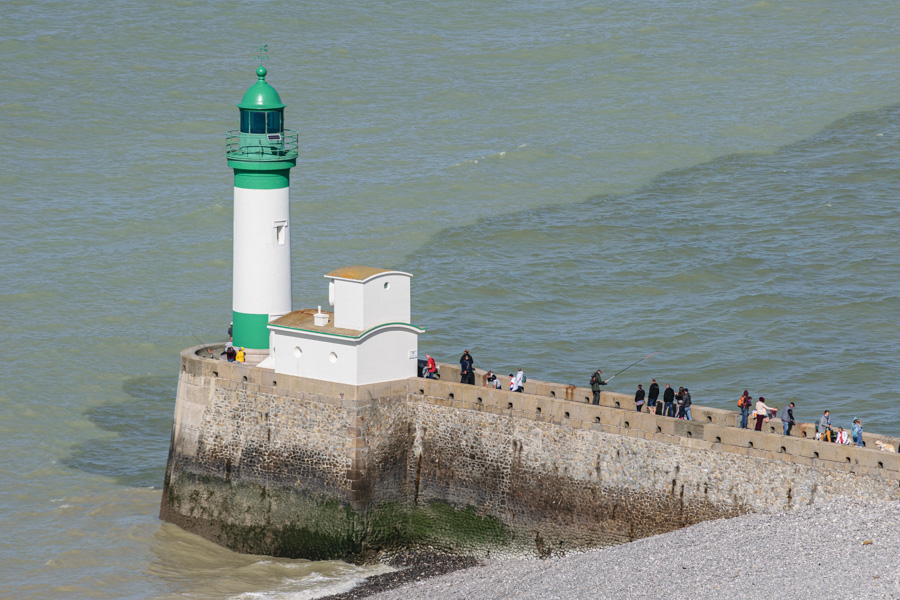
233;311;271;349
233;169;291;190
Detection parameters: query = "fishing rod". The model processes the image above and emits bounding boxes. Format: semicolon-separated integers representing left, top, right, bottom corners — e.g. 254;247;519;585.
604;352;658;384
192;333;215;359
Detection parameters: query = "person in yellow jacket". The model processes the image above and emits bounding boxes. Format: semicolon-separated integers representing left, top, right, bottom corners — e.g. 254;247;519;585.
235;347;246;363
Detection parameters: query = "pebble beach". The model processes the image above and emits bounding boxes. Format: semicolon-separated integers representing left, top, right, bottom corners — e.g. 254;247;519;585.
334;500;900;600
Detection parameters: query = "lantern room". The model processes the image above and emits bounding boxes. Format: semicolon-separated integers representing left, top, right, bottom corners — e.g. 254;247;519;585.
238;66;285;134
226;66;298;164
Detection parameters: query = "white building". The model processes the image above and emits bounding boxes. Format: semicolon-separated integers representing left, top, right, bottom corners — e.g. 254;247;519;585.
263;267;423;385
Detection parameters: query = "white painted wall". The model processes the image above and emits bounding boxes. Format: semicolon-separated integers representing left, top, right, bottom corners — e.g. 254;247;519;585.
233;186;292;319
356;327;418;384
269;325;419;385
331;272;411;331
332;279;365;330
271;329;359;386
361;274;410;330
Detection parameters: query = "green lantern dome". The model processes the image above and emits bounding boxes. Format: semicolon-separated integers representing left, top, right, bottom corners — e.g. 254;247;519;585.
238;66;286;110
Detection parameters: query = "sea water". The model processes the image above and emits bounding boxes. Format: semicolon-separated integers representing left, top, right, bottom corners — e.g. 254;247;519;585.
2;0;899;597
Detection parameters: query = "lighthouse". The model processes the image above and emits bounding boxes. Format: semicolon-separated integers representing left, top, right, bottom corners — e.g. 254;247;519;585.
225;65;298;363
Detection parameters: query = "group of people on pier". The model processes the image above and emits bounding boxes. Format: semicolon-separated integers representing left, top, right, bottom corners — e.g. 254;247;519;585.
428;350;529;392
735;390;867;446
426;350;877;448
590;371;693;420
220;342;245;363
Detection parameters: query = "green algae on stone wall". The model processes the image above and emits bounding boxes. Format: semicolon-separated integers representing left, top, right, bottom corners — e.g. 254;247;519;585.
364;501;510;556
161;470;363;560
161;467;511;562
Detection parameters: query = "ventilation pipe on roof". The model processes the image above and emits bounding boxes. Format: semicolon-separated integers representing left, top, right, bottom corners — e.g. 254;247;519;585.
314;305;329;327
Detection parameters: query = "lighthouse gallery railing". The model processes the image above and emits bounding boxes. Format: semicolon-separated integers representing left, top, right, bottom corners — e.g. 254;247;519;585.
225;129;299;161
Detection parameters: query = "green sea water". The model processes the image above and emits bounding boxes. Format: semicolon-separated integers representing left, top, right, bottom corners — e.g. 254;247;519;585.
2;1;900;597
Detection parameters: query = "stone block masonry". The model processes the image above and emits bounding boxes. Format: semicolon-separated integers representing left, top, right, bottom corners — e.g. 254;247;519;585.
160;346;900;562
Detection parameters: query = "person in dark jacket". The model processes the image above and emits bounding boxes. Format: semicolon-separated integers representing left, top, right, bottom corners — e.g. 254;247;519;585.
220;343;236;362
459;350;475;385
590;369;606;404
647;379;660;413
675;387;685;418
634;385;645;412
682;388;692;420
662;384;675;417
783;402;796;436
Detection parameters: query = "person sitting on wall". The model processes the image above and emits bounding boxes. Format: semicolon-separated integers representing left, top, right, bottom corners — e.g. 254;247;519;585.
235;347;245;363
425;354;437;379
485;370;501;389
836;426;850;444
221;342;236;362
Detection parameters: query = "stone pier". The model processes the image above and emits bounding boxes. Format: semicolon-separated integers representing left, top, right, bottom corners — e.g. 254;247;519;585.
160;345;900;562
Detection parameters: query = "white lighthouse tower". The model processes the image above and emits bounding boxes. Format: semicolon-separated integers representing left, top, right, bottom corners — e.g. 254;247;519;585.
225;64;298;364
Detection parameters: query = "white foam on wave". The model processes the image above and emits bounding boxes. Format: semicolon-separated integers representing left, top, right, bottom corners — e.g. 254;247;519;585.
230;574;368;600
450;145;526;168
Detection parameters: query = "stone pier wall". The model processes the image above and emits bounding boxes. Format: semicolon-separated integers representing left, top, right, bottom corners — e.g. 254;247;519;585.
160;346;900;561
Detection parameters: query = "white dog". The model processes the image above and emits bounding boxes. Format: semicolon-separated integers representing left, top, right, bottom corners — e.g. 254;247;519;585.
874;440;896;452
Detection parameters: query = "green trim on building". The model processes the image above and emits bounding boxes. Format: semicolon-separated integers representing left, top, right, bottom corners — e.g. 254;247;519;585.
233;169;291;190
233;311;271;349
269;321;425;341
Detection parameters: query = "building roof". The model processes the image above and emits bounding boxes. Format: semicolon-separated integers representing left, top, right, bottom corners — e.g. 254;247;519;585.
270;308;423;338
271;309;361;336
325;266;411;282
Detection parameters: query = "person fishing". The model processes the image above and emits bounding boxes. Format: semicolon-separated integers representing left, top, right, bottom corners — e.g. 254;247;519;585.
590;368;606;404
590;353;657;406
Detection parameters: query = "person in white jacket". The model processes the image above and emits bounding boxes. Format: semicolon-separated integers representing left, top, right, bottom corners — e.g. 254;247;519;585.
754;397;777;431
835;427;851;444
513;368;525;393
